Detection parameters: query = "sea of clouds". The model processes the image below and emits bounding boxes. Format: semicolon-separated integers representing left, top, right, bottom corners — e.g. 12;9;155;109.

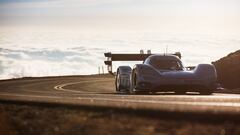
0;30;239;80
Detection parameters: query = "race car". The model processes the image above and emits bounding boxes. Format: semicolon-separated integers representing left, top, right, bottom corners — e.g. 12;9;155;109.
115;54;217;95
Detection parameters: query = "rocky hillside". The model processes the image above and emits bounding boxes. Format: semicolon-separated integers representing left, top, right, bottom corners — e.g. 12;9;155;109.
212;50;240;89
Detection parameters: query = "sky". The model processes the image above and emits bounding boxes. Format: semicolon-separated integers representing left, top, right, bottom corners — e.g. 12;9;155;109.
0;0;240;34
0;0;240;79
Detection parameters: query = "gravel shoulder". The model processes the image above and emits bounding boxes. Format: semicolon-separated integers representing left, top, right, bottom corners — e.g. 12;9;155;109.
1;103;240;135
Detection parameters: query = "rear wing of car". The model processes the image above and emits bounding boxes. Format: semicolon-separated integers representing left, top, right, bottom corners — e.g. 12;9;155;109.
104;51;181;74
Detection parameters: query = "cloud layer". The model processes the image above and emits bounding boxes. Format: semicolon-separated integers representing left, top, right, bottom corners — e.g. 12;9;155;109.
0;30;239;80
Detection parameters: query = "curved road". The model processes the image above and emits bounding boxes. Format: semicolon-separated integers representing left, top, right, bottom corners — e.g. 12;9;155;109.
0;75;240;115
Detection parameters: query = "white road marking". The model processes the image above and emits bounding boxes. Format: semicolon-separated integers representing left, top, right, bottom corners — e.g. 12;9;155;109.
54;79;112;93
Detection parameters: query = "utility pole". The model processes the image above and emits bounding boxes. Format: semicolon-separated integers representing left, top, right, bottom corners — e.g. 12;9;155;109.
98;66;100;75
102;66;104;74
166;45;168;54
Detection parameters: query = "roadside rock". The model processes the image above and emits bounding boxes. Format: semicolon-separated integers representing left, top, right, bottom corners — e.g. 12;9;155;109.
212;50;240;89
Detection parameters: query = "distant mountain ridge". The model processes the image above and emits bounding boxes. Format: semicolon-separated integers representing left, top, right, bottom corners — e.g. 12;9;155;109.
212;50;240;89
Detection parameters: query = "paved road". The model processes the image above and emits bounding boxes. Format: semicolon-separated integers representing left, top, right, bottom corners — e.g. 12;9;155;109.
0;75;240;115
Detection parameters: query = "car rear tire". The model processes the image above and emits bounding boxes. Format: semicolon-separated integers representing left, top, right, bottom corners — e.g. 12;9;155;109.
115;68;131;94
115;70;122;92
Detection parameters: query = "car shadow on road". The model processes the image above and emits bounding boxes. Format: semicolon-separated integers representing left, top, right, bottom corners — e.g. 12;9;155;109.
113;91;205;96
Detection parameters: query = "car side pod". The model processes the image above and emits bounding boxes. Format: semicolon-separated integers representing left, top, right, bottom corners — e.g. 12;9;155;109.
194;64;217;79
194;64;217;95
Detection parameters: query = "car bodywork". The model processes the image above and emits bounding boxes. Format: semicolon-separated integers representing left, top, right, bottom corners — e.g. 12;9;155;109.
115;54;217;95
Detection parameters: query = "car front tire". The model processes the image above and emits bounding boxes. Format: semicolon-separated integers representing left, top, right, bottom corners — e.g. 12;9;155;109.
130;70;148;95
130;71;137;94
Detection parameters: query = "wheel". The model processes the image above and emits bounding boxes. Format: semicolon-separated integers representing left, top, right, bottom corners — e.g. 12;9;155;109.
130;70;148;95
115;68;131;94
130;72;137;94
115;70;121;92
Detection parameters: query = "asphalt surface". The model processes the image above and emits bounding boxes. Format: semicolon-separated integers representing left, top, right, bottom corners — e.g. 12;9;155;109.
0;75;240;115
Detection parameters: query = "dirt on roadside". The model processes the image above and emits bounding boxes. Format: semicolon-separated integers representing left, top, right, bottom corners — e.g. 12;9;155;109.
0;103;240;135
